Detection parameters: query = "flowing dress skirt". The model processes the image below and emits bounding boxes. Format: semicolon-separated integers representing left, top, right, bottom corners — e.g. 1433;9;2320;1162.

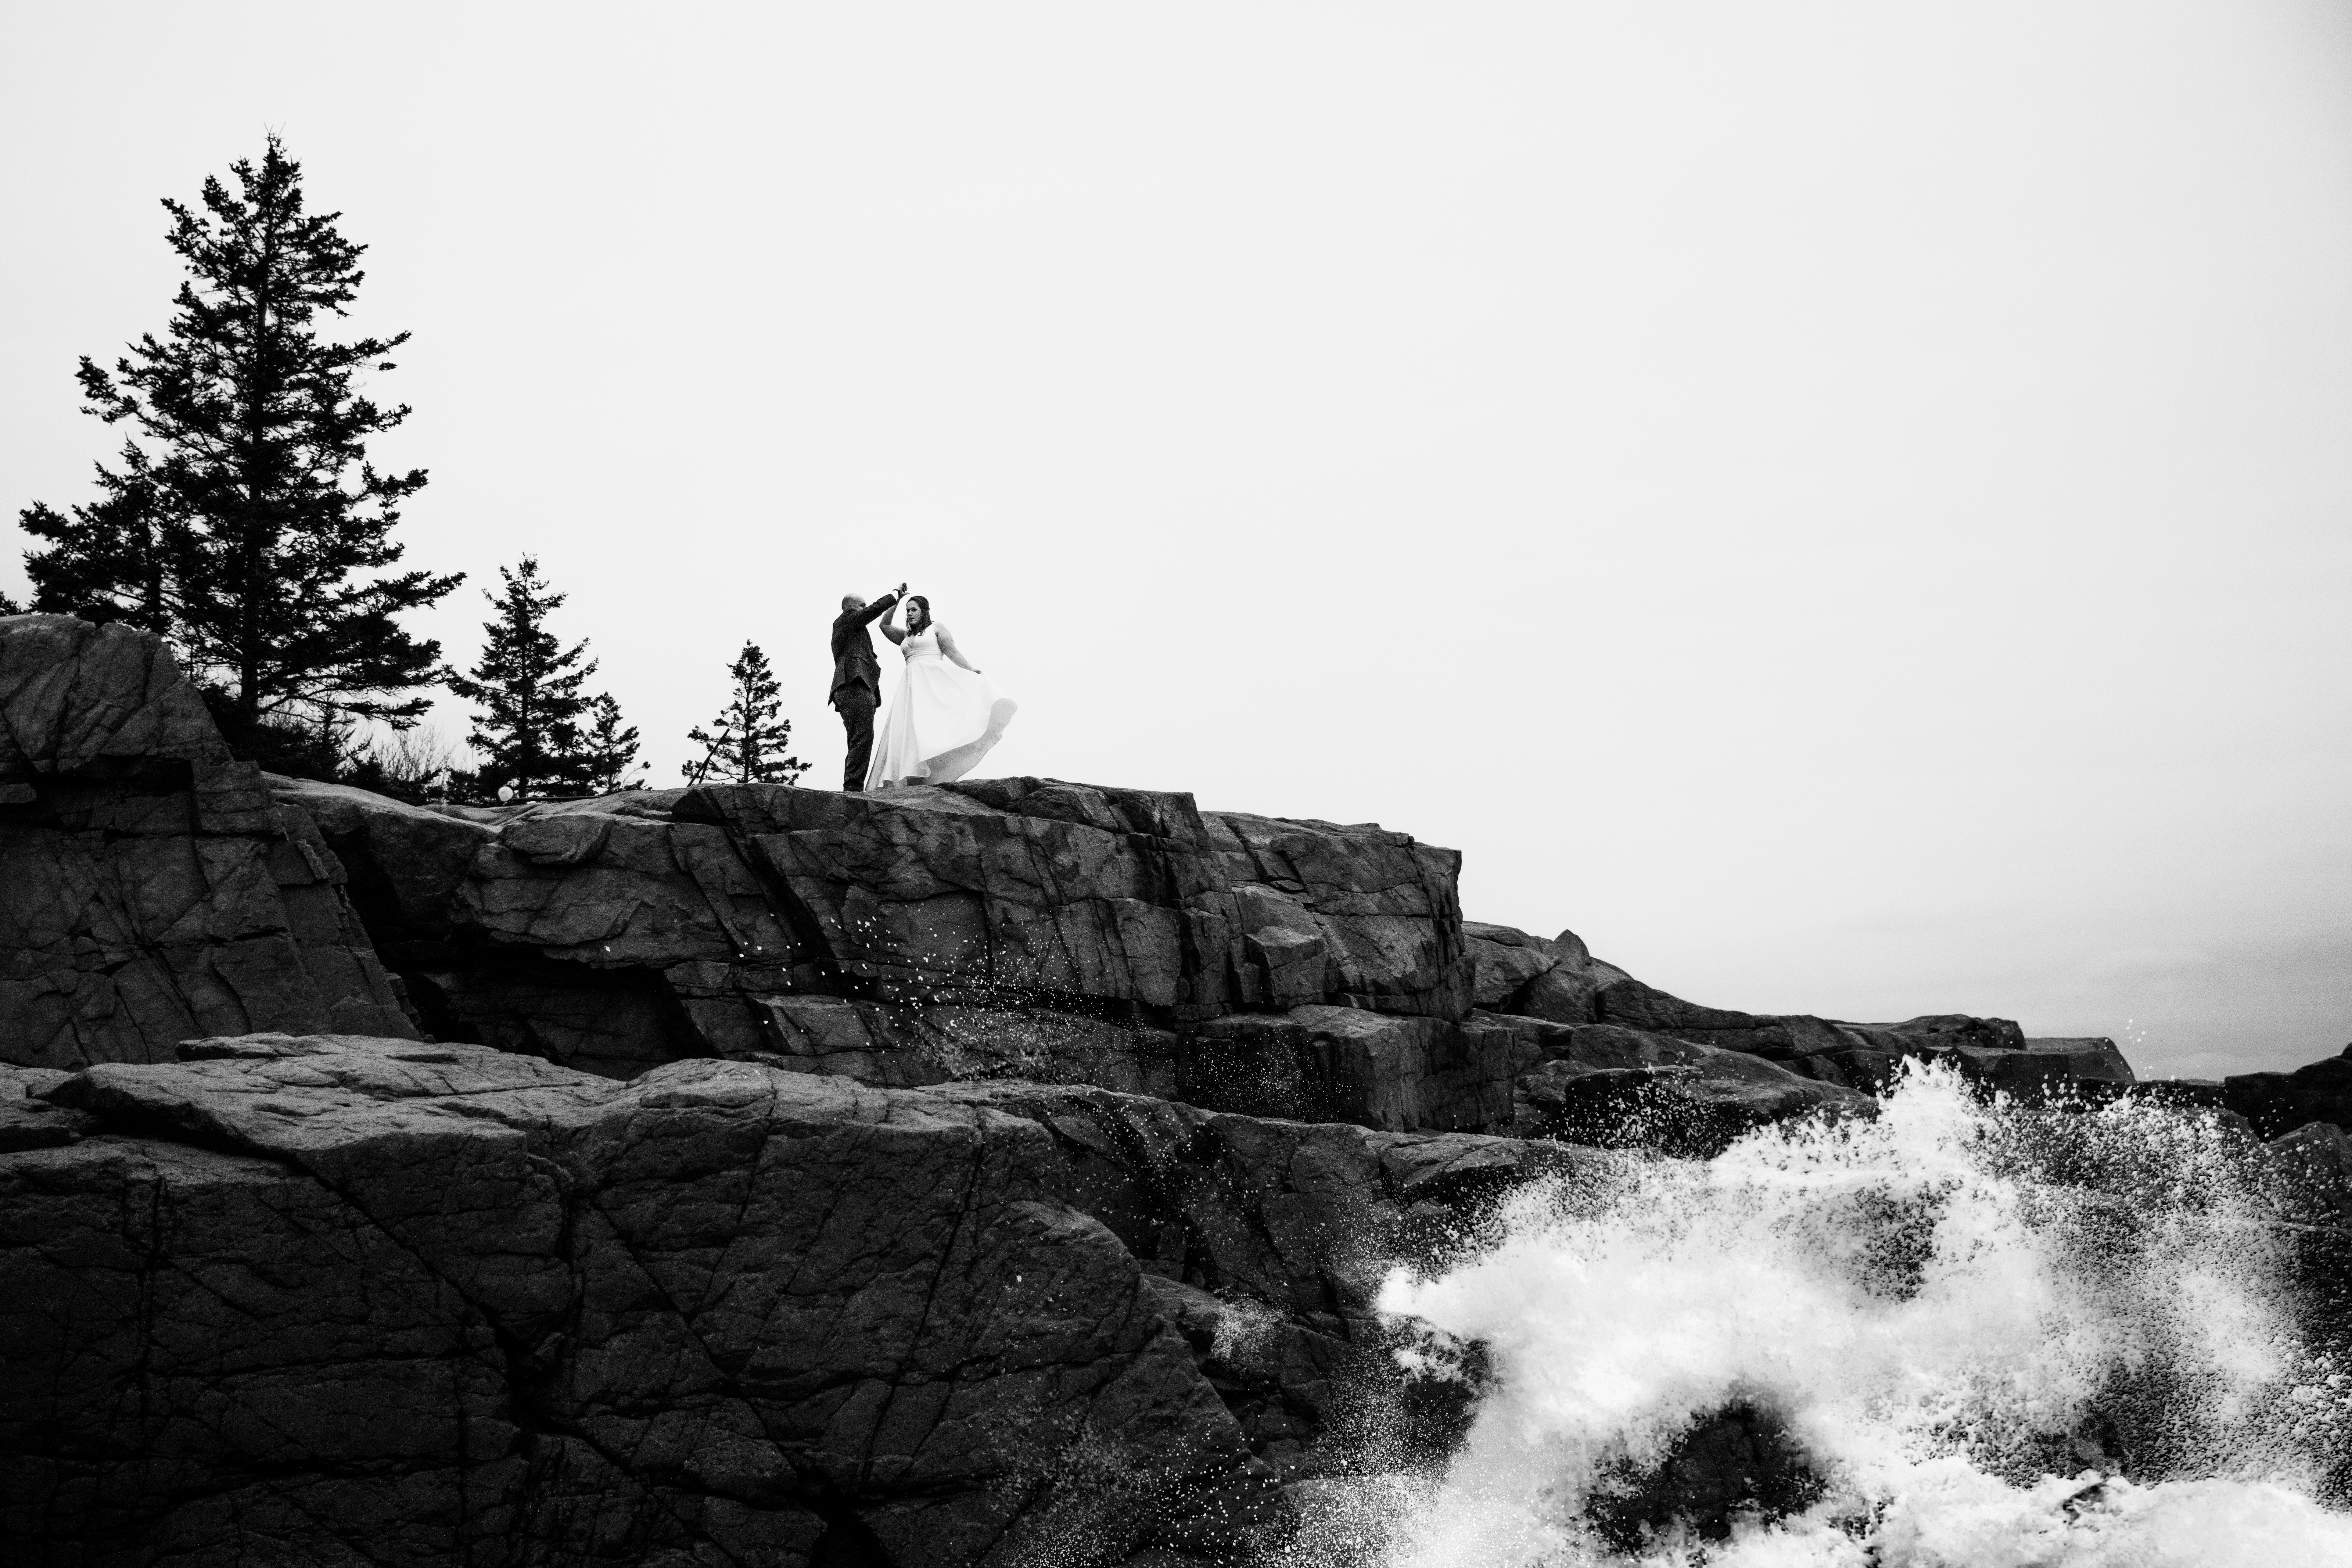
864;645;1017;789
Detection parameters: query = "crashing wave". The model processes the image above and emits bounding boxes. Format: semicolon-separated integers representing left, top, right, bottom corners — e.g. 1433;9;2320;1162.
1294;1061;2352;1567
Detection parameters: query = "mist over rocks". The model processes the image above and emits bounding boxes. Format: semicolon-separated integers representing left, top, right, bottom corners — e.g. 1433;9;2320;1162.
7;611;2350;1564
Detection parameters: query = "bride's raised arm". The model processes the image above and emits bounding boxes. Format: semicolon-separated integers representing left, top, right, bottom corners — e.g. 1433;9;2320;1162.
876;599;906;646
936;625;981;673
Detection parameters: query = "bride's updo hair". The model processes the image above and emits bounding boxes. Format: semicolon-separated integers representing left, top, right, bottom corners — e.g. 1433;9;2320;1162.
904;595;932;632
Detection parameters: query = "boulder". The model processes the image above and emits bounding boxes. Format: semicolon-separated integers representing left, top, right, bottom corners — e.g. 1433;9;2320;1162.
0;612;223;776
1176;1006;1521;1133
1463;922;1634;1022
1969;1037;2136;1094
0;615;415;1071
1478;1013;1870;1155
2225;1045;2352;1139
0;1032;1604;1565
0;1061;89;1152
1462;921;1563;1009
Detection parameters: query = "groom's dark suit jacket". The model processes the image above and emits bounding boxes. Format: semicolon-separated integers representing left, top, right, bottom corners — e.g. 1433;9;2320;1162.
829;595;899;708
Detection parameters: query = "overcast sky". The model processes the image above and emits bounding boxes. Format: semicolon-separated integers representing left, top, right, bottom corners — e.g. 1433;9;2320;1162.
5;3;2349;1079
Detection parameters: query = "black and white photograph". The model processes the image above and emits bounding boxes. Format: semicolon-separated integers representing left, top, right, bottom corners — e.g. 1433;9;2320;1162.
3;4;2351;1564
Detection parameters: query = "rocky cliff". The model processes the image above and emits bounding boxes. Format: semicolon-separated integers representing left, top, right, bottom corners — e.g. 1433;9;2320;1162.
7;1032;1572;1564
4;612;2341;1566
0;616;415;1070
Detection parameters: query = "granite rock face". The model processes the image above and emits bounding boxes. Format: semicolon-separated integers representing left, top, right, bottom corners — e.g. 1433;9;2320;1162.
273;770;1499;1127
0;1033;1596;1566
1480;1013;1870;1155
694;779;1472;1020
1173;1006;1521;1133
1465;920;2133;1098
0;1062;87;1151
758;993;1182;1097
1465;920;1636;1025
2224;1044;2352;1138
0;616;415;1071
281;779;2089;1139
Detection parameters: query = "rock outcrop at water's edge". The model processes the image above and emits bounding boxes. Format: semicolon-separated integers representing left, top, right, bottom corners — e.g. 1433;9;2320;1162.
2222;1043;2352;1140
1461;921;2137;1098
26;611;2349;1564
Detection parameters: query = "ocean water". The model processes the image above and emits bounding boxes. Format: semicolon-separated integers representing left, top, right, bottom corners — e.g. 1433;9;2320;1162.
1295;1063;2352;1567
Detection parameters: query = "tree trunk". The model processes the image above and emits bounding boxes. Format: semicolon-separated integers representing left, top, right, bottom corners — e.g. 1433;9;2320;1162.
237;212;277;727
139;515;164;631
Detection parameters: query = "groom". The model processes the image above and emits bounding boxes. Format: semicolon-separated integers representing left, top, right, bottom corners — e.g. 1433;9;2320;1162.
829;582;906;791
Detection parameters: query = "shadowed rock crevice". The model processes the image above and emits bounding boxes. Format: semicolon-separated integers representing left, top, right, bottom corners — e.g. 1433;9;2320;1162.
808;1504;895;1568
407;949;711;1080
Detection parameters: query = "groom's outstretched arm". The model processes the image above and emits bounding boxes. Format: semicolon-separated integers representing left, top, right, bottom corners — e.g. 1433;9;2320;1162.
847;590;901;628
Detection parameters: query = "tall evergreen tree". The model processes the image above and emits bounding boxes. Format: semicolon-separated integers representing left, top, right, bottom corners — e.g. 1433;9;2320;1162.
686;643;808;786
579;693;642;794
18;134;457;741
446;557;599;799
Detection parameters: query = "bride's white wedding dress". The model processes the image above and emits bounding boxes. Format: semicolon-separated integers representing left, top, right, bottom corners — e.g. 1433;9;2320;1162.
863;627;1017;790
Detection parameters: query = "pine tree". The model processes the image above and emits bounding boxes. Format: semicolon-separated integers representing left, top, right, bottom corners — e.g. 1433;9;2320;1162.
579;693;642;794
18;134;458;747
446;557;598;799
686;643;808;786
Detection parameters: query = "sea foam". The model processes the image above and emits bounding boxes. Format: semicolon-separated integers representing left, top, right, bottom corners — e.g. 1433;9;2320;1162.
1299;1062;2352;1566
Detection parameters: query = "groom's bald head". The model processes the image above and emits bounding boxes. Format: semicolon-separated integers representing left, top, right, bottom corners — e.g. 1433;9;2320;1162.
842;594;865;613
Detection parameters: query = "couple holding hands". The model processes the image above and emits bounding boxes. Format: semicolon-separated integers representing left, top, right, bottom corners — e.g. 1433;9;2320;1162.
827;585;1016;792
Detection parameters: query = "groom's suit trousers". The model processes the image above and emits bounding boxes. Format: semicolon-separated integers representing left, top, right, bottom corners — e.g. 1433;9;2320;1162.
835;688;879;792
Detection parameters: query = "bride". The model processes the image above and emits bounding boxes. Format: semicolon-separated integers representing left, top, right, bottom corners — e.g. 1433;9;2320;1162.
863;593;1017;789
